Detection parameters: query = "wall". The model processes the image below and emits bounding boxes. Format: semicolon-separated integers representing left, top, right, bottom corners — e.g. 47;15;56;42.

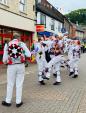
0;0;35;32
0;0;35;20
37;12;63;34
76;31;84;39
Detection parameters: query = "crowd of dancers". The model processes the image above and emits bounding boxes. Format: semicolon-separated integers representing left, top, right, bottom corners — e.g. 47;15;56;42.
2;33;81;107
32;33;81;85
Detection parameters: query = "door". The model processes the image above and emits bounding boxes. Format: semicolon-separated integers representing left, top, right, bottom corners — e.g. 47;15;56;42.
0;34;13;64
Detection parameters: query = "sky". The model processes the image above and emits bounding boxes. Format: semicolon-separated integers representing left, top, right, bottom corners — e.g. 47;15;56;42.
48;0;86;14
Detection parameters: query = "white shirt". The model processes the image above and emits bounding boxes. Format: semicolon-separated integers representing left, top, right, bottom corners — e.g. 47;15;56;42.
3;39;31;64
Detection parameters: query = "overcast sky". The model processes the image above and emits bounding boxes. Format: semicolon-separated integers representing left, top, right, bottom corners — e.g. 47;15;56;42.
48;0;86;14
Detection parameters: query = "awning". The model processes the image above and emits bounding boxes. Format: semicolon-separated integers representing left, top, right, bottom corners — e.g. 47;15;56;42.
37;31;53;37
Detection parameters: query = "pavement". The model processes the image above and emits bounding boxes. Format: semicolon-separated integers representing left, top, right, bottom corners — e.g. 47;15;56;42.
0;54;86;113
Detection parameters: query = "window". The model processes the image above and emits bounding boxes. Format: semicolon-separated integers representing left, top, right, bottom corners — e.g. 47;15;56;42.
36;0;41;3
0;28;3;33
58;22;62;32
0;0;7;5
40;13;46;27
0;36;2;50
51;19;55;30
19;0;25;12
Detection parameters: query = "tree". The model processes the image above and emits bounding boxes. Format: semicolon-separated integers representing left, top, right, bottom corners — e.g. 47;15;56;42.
65;9;86;25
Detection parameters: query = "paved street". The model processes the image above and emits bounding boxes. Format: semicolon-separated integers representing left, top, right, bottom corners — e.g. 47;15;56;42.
0;54;86;113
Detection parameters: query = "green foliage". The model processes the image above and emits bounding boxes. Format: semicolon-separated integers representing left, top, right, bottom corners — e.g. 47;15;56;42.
65;9;86;25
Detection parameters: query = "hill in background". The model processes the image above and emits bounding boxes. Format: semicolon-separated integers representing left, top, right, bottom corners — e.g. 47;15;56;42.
65;9;86;26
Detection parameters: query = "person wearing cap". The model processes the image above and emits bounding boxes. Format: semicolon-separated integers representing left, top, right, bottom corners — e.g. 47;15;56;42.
72;40;81;78
2;33;31;107
33;37;47;85
43;40;64;85
67;40;81;78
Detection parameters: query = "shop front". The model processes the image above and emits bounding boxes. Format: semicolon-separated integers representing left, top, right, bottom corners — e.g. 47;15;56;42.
36;25;54;37
0;26;34;64
37;31;53;37
0;33;13;64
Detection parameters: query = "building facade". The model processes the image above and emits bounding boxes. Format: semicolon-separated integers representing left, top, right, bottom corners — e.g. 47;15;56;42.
36;0;64;36
64;17;74;38
0;0;36;64
71;24;84;40
82;26;86;38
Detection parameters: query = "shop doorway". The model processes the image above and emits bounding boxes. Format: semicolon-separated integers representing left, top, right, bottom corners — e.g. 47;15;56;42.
0;34;13;64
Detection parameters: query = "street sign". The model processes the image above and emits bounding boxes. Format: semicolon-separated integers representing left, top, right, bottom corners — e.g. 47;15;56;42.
61;27;66;33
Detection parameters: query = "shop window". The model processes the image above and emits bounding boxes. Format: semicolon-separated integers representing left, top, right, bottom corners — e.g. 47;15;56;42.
3;38;11;46
0;36;2;50
0;54;3;62
0;28;3;33
3;29;12;34
19;0;26;12
0;0;7;5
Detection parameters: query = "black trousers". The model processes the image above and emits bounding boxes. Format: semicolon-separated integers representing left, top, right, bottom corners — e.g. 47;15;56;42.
45;50;51;63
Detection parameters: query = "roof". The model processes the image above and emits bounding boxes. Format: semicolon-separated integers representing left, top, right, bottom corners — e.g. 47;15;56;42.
76;26;84;32
36;3;64;23
71;23;85;32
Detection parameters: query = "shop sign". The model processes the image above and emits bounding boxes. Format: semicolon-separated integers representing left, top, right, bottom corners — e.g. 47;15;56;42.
36;25;45;32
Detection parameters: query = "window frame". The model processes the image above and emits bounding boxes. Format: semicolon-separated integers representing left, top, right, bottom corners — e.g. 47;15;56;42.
36;0;41;3
58;22;62;32
0;0;7;5
40;13;46;28
51;19;55;31
19;0;26;12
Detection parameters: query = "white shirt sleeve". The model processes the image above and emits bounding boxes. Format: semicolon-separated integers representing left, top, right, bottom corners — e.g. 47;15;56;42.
3;44;8;64
22;43;31;57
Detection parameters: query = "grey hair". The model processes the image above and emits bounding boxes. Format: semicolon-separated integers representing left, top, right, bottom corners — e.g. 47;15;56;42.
13;33;21;39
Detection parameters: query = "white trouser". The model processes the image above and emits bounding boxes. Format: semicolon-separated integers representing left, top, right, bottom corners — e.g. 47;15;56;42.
68;59;74;72
68;58;79;74
36;58;47;81
46;55;62;82
52;65;56;74
54;62;61;82
6;64;25;104
73;58;79;75
60;56;66;67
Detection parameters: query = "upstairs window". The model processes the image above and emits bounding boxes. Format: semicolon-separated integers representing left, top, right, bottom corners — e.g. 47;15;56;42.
40;13;46;27
51;19;55;31
19;0;25;12
0;0;7;5
58;22;62;32
36;0;41;3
